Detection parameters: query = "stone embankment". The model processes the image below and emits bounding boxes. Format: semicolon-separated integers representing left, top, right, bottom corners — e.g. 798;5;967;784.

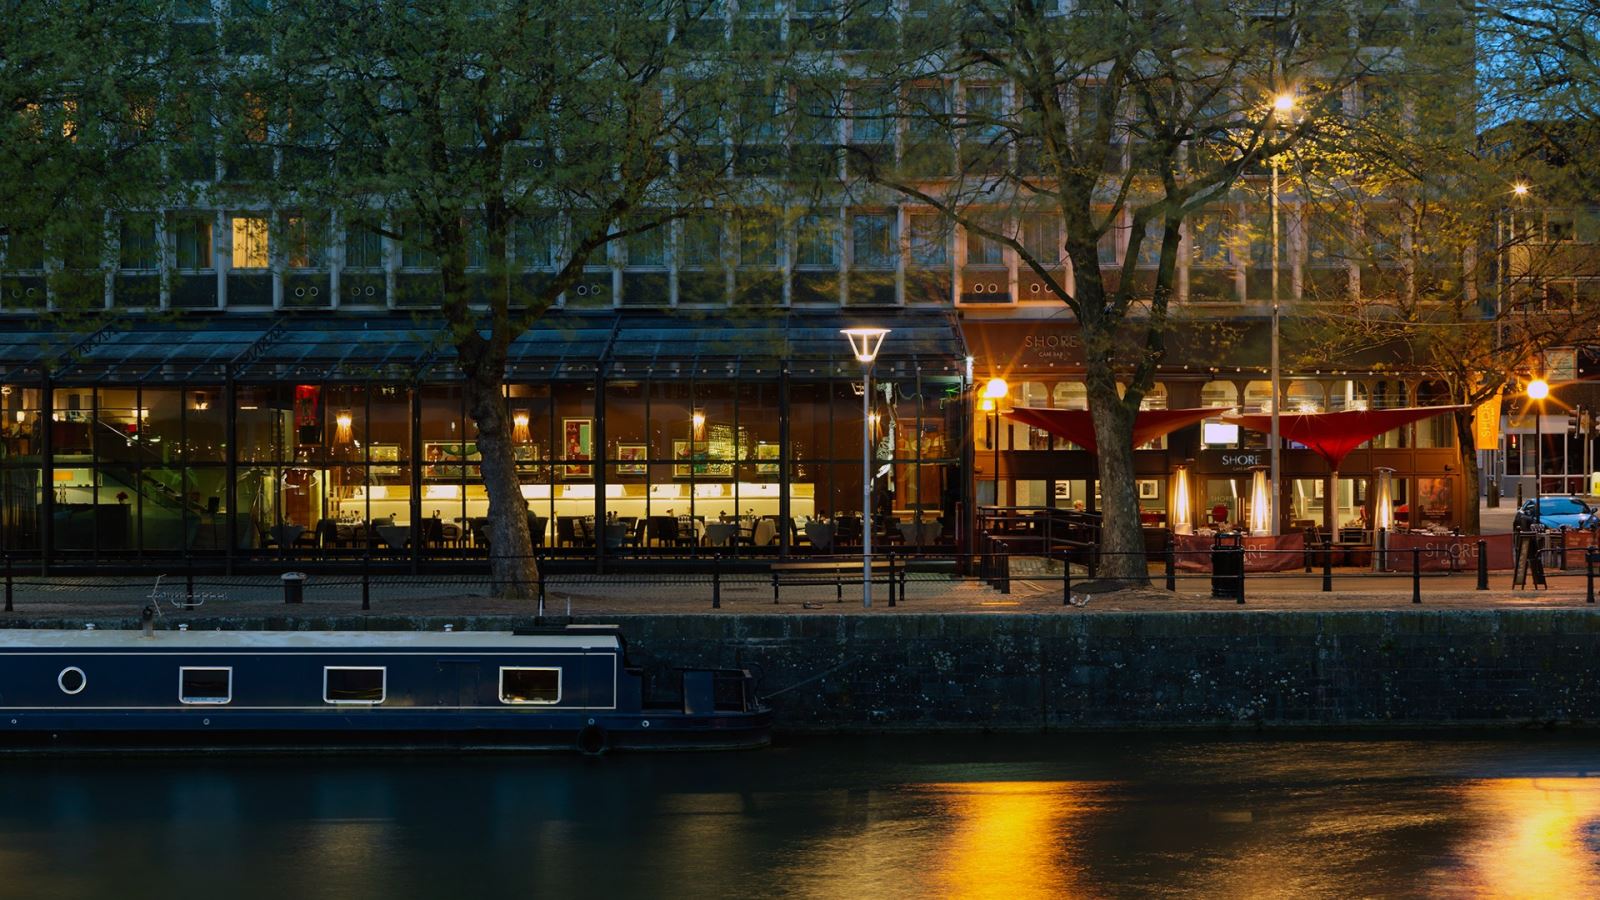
10;610;1600;730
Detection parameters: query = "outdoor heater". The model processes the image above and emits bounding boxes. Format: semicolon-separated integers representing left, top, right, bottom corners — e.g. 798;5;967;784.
842;327;890;609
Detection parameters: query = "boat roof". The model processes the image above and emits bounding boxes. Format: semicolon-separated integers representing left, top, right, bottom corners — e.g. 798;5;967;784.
0;629;623;651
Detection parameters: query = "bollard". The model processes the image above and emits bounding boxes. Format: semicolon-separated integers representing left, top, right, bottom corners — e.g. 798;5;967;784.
1477;540;1489;591
1588;548;1597;604
1560;526;1570;570
361;551;371;611
1322;540;1333;593
536;572;546;620
1235;538;1248;602
715;552;726;608
1062;554;1073;606
1165;545;1176;591
1412;546;1422;604
281;571;306;605
3;550;11;613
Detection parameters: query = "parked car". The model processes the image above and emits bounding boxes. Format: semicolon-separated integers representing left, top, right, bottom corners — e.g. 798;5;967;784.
1512;496;1598;531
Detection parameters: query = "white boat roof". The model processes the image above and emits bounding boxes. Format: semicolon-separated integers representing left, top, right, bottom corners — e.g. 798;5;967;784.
0;629;623;651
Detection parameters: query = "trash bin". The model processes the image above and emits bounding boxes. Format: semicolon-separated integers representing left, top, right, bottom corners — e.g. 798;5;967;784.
1211;532;1242;598
281;572;308;604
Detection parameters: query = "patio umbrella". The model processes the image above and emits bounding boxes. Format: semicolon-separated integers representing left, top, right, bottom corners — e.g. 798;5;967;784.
1003;407;1229;455
1225;406;1468;536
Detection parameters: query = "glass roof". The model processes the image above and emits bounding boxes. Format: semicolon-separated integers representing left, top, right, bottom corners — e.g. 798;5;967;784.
0;311;967;383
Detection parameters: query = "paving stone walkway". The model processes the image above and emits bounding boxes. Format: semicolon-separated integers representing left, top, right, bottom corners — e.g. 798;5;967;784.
0;565;1596;624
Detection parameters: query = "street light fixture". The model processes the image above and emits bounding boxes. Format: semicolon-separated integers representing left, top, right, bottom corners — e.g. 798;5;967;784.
1528;377;1549;526
982;377;1009;508
842;327;890;609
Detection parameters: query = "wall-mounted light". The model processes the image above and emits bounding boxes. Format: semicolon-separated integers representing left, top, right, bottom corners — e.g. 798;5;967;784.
692;408;706;441
193;391;209;411
512;410;530;444
335;408;354;444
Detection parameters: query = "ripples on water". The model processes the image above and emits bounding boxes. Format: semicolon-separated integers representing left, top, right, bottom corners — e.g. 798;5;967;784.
2;734;1599;899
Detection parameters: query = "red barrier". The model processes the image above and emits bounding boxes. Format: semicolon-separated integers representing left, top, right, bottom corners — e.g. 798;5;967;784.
1173;532;1306;573
1380;532;1516;572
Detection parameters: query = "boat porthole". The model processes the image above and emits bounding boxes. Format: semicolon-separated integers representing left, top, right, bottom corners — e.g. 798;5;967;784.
587;718;595;725
203;719;210;726
642;720;650;728
57;667;86;695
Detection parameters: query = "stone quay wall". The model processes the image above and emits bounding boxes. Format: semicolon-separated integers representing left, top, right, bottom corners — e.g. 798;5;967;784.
607;611;1600;731
9;610;1600;731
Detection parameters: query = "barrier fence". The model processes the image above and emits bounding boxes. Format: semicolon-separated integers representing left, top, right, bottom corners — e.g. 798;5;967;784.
1;527;1594;617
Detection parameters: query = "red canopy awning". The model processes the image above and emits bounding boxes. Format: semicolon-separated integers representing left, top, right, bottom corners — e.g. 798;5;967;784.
1003;407;1227;454
1225;406;1469;470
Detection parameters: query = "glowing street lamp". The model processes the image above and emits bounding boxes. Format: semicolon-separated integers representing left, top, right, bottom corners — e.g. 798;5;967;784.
1528;378;1549;526
841;327;890;609
1267;89;1296;537
982;377;1009;508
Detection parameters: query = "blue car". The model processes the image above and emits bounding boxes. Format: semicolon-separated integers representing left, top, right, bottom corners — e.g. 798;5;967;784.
1513;496;1598;531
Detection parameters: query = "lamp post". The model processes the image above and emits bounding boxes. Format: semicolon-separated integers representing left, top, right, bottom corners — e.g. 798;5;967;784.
842;327;890;609
1268;90;1294;537
982;377;1009;508
1528;377;1549;525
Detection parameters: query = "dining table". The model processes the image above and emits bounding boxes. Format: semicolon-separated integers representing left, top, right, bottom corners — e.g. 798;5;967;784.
375;523;412;551
269;524;305;549
703;522;741;547
803;521;835;552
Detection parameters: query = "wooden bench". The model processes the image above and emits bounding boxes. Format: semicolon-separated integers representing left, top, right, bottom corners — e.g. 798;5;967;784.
770;558;904;604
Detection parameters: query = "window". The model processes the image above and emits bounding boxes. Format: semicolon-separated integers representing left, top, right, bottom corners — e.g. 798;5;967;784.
345;222;384;269
795;213;838;267
909;213;949;266
738;213;780;267
500;667;561;704
324;667;385;705
851;212;894;269
400;221;437;268
179;667;232;704
1135;218;1166;268
628;226;667;267
1189;211;1233;267
284;214;328;269
964;84;1005;144
465;216;489;269
230;216;269;268
120;217;160;270
849;85;893;144
514;216;555;268
680;215;721;268
58;666;86;695
965;217;1005;266
175;216;213;269
1020;214;1060;265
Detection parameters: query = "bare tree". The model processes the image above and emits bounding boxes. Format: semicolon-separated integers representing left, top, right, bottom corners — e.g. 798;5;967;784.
252;0;776;594
828;0;1395;582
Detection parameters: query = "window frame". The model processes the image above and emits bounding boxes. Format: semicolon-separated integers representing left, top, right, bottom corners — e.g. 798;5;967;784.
178;666;233;705
322;666;387;706
498;666;562;705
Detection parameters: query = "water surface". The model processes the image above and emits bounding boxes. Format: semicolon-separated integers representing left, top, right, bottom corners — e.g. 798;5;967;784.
3;733;1599;898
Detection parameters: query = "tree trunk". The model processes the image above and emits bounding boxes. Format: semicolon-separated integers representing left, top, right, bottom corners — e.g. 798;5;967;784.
464;366;539;598
1454;408;1481;535
1085;364;1147;584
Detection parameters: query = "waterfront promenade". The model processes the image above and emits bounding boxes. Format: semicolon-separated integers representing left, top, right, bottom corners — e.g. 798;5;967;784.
0;566;1596;625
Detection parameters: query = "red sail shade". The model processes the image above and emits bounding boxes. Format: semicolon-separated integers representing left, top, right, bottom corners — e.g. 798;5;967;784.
1224;406;1469;469
1003;407;1228;454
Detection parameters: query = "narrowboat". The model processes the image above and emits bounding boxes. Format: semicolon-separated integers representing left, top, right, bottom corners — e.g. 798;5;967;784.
0;624;770;754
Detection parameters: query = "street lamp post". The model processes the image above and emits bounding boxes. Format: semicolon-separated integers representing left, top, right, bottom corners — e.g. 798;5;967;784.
1528;378;1549;526
982;377;1009;508
1268;90;1294;537
842;327;890;609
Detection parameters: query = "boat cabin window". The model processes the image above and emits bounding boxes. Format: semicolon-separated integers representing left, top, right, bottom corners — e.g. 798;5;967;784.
499;667;561;705
179;667;232;705
58;666;86;695
324;667;386;705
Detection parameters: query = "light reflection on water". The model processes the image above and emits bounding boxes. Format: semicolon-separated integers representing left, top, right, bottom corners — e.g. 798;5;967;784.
1;735;1599;898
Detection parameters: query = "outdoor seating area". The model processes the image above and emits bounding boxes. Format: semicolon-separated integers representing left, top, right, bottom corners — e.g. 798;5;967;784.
246;511;951;561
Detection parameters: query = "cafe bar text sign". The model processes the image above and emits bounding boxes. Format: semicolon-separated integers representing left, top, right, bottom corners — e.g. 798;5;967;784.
1200;450;1266;471
1019;331;1084;365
